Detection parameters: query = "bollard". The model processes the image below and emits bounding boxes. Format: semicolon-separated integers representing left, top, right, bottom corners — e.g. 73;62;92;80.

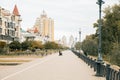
102;64;105;77
118;69;120;80
106;64;110;80
90;58;93;68
96;61;104;76
113;70;117;80
94;59;97;72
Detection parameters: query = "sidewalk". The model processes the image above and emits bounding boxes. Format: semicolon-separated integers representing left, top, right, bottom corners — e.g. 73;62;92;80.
0;50;106;80
45;50;106;80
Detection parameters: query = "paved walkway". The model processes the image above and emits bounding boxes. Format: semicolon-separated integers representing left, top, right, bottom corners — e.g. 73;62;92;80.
0;50;106;80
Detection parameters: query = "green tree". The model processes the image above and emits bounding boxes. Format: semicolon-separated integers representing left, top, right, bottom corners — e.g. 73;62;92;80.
44;41;59;49
93;4;120;55
0;41;7;54
31;41;43;49
75;42;81;50
9;41;21;50
21;41;31;50
0;41;6;48
82;35;98;56
110;42;120;66
93;3;120;66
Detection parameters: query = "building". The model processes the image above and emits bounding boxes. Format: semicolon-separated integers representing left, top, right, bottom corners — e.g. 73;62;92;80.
33;10;54;42
61;35;67;47
20;28;44;42
0;5;22;43
69;35;74;48
21;10;54;43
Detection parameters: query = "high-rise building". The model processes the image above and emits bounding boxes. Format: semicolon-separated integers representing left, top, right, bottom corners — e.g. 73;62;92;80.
69;35;74;48
0;5;22;43
62;35;67;47
34;10;54;41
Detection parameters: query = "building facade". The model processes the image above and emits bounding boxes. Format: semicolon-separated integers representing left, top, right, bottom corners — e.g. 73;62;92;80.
0;5;22;43
61;35;67;47
33;11;54;42
69;35;74;48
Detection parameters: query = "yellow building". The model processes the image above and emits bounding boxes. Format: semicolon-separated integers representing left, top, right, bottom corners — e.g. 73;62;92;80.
34;11;54;41
0;5;22;43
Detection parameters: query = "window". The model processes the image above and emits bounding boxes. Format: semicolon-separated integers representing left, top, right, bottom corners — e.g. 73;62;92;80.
5;29;7;35
12;31;15;36
7;29;9;35
7;22;9;28
5;21;7;27
8;22;14;29
0;19;2;25
0;28;2;34
11;16;15;21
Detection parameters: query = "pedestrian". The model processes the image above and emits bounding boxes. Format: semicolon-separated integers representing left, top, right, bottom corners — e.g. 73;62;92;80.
59;50;62;56
84;51;88;56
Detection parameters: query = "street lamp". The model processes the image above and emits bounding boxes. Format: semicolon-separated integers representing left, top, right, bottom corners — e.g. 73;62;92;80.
96;0;105;76
79;28;81;42
79;28;81;52
96;0;104;62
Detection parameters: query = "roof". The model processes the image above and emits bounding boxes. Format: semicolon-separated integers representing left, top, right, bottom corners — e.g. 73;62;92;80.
13;5;20;16
34;27;38;33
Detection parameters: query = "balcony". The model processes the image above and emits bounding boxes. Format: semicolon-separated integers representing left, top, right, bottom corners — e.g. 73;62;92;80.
0;35;13;41
0;34;20;42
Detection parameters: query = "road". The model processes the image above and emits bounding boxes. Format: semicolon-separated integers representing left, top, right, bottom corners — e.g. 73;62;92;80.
0;50;105;80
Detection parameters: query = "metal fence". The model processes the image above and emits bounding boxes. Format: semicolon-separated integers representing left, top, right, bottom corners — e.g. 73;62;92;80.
72;50;120;80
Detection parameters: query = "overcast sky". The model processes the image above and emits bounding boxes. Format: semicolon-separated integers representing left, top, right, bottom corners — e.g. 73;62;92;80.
0;0;119;42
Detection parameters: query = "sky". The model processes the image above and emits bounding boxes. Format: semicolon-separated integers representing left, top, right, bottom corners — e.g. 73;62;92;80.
0;0;119;42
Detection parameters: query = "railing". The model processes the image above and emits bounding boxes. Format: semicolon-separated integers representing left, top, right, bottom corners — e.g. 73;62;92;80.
0;35;13;41
72;50;120;80
0;34;19;41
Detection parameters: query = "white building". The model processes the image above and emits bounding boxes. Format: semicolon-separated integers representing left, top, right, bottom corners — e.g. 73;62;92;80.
68;35;74;48
0;5;22;43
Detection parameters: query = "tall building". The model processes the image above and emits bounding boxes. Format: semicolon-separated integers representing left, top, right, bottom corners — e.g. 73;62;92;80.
69;35;74;48
0;5;22;43
34;10;54;41
62;35;67;47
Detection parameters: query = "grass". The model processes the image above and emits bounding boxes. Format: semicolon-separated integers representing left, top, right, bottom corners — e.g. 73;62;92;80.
0;55;42;58
89;55;120;71
0;57;33;66
0;59;31;62
0;59;31;66
0;49;59;66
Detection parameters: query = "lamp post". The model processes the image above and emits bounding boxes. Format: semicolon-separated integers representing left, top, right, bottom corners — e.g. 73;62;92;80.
79;28;81;52
96;0;104;62
96;0;105;76
79;28;81;43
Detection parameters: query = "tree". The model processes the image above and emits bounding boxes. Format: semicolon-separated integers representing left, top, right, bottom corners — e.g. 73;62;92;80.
110;42;120;66
82;35;98;56
21;41;31;50
0;41;7;54
93;4;120;55
9;41;21;50
31;41;43;49
44;41;59;49
0;41;6;48
74;42;81;50
93;3;120;66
